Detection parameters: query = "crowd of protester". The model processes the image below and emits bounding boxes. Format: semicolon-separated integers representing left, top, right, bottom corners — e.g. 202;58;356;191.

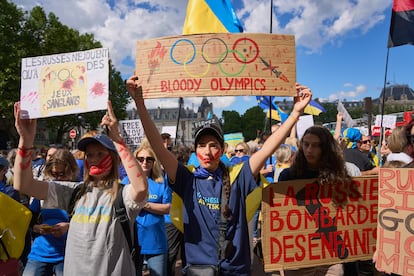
1;77;414;276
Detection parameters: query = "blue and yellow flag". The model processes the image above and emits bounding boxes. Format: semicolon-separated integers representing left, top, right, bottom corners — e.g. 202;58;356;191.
256;96;288;122
183;0;243;34
304;99;326;116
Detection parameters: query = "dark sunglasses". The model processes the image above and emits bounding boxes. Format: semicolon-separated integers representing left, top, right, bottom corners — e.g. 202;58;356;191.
359;140;371;144
234;149;244;153
51;171;66;178
137;156;155;163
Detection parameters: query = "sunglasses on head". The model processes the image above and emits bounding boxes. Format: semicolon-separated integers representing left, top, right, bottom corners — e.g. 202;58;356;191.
137;156;155;163
235;149;244;153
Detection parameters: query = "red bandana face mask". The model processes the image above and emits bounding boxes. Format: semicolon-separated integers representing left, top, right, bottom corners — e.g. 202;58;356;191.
86;154;113;176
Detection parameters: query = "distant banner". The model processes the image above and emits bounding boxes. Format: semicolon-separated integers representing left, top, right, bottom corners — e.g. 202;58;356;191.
136;33;296;99
262;176;378;272
119;119;144;148
376;168;414;275
224;132;244;147
374;115;396;129
20;48;109;119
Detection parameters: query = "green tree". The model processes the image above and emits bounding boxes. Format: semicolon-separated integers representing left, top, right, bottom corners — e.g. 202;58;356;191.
221;110;242;134
1;4;129;147
0;0;25;140
241;106;265;141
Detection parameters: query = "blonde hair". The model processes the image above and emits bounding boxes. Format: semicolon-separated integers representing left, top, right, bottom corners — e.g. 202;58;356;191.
134;138;164;183
235;142;250;155
275;144;293;164
387;126;407;153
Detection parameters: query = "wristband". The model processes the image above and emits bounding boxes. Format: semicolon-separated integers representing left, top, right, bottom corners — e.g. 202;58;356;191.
290;114;299;122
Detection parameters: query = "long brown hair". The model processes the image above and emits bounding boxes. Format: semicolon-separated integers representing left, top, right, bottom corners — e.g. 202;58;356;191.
288;126;356;206
43;148;79;181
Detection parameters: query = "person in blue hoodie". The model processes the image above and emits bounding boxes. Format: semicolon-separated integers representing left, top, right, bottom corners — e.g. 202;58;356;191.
23;149;79;276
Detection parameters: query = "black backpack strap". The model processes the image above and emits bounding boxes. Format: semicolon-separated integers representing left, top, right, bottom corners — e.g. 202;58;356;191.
68;185;83;219
114;185;142;272
114;185;133;252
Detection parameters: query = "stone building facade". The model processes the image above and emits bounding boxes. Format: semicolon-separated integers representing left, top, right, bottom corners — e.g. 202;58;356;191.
127;97;214;145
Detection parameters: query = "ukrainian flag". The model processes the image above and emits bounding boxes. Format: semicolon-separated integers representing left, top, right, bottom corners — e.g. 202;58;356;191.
304;99;326;116
256;96;288;123
183;0;244;34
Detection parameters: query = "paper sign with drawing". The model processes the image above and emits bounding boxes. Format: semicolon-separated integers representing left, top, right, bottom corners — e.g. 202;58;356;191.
20;48;109;119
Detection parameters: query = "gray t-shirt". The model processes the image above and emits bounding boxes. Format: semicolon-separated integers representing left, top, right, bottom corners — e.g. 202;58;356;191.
46;181;144;275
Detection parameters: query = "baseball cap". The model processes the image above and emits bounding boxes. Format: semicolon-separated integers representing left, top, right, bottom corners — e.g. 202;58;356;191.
0;156;9;169
193;117;224;146
77;133;116;152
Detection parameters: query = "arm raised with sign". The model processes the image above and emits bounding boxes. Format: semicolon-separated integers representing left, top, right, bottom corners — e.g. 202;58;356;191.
127;76;179;182
249;84;312;177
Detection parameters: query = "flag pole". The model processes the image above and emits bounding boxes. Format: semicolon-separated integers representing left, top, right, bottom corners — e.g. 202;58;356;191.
268;0;273;135
267;0;274;168
175;97;184;145
377;48;390;167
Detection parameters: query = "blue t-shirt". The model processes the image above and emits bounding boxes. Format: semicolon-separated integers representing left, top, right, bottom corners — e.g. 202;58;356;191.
28;208;69;263
173;162;258;275
0;179;20;202
122;176;172;255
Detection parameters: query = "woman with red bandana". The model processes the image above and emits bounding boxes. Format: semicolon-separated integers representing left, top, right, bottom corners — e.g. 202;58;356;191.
13;101;148;275
127;74;312;276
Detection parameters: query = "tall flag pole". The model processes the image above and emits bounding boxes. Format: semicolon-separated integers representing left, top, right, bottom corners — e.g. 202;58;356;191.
182;0;243;139
378;0;414;166
268;0;274;135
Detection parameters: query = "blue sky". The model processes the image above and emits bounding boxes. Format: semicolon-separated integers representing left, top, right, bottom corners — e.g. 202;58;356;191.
11;0;414;117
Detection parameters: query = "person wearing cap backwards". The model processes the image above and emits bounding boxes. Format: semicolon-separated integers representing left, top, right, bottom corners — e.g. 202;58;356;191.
126;75;312;275
13;101;148;275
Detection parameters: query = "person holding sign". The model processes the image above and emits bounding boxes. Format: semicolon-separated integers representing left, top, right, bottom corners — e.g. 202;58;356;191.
126;74;312;276
278;125;356;276
13;101;148;275
24;148;78;276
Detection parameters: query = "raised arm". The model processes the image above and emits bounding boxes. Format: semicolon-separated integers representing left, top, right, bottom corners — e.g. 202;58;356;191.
103;100;148;203
13;102;49;199
126;75;179;182
249;84;312;176
334;112;343;141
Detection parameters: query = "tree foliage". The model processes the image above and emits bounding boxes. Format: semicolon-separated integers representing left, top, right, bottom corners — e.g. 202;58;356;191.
0;3;129;147
221;110;242;134
241;106;266;141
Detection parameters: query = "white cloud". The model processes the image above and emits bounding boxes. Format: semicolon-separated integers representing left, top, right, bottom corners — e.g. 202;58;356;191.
328;84;367;101
11;0;391;110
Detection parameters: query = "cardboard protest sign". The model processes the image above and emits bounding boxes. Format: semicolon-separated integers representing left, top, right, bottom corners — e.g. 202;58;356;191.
136;33;296;99
376;168;414;275
262;176;378;272
20;48;109;119
119;119;144;148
